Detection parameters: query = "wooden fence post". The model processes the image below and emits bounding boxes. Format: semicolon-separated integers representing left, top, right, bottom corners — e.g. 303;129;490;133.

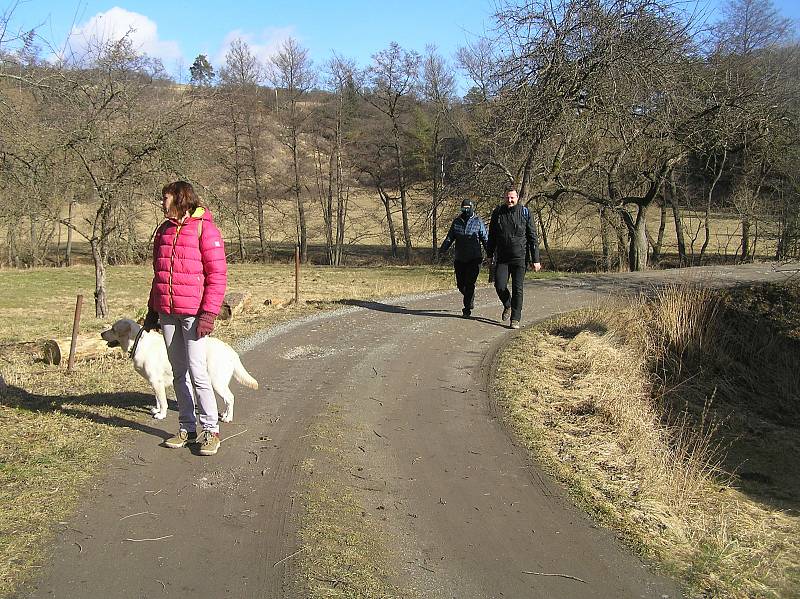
67;294;83;372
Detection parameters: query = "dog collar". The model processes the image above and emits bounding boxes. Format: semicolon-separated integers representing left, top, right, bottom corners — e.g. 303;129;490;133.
129;327;146;359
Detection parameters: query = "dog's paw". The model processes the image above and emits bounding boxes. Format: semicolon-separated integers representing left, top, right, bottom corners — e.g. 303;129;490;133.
153;412;167;420
220;411;233;423
149;406;159;414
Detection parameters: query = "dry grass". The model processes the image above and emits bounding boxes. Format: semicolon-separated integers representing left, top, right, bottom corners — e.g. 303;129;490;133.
297;406;407;599
494;284;800;598
0;262;455;597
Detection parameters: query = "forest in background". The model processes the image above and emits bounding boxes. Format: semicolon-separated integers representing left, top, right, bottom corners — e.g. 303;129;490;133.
1;0;799;316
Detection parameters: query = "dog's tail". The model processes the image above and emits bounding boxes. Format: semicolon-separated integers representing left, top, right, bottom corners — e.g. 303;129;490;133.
233;355;259;390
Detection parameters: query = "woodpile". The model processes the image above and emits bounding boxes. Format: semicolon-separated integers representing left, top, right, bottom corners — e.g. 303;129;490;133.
218;291;251;320
42;335;117;366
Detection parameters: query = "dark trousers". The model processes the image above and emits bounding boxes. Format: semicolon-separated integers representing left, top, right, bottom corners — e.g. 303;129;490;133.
454;259;481;311
494;261;526;321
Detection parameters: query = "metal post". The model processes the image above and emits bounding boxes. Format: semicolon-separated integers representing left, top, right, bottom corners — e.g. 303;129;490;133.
294;245;300;303
67;294;83;372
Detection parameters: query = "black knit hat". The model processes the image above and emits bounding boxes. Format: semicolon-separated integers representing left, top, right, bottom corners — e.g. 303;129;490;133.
460;199;475;212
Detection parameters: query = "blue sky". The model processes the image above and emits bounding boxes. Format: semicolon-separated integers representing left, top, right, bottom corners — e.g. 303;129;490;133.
6;0;495;81
5;0;799;86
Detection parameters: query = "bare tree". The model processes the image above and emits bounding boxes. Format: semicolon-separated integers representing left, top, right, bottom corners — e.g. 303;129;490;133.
313;54;357;265
362;42;421;263
268;38;316;262
47;36;192;316
220;39;270;260
420;45;457;261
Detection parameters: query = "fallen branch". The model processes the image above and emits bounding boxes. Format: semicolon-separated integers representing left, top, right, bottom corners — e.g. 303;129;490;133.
124;535;174;542
221;429;248;443
273;547;307;567
522;571;587;583
120;511;158;520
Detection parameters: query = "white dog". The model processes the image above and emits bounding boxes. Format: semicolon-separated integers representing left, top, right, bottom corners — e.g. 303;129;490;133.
101;319;258;422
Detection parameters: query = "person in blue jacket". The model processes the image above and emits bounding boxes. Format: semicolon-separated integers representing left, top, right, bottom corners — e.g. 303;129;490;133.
439;199;489;318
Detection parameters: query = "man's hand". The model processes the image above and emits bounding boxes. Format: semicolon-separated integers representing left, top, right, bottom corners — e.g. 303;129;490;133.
528;262;542;272
196;311;216;338
142;308;160;332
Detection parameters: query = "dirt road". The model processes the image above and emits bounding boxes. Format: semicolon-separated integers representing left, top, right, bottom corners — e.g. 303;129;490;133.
21;263;793;598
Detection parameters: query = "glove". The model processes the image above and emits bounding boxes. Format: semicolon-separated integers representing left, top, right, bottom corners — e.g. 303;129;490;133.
196;311;216;338
142;308;160;332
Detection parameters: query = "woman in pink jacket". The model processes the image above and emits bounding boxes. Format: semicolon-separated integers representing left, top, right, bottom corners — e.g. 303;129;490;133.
143;181;228;456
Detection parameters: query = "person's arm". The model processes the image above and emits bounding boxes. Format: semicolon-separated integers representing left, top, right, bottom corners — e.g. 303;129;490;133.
147;223;162;312
199;220;228;315
439;221;456;255
486;208;497;259
478;218;489;253
525;208;541;270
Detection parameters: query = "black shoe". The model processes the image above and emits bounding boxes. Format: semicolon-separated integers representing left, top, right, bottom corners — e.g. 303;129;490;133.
461;309;471;318
501;306;511;321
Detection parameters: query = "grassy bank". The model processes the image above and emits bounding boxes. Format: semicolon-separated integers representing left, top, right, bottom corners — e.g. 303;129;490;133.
0;263;456;597
493;283;800;597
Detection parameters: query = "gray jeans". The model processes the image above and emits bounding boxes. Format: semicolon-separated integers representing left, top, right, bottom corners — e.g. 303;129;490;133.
159;313;219;433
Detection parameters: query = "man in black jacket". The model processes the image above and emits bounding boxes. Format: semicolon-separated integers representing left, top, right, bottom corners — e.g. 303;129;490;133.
439;199;489;318
486;186;541;329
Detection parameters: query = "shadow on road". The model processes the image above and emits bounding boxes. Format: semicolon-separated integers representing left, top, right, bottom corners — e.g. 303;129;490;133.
1;384;170;440
339;299;510;328
339;298;455;317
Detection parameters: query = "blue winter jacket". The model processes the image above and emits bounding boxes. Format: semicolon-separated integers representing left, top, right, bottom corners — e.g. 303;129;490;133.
440;213;489;262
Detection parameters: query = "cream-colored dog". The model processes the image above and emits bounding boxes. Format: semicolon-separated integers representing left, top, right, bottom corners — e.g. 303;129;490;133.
101;319;258;422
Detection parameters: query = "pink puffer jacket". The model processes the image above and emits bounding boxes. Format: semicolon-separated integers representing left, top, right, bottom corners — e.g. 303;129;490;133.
148;207;227;316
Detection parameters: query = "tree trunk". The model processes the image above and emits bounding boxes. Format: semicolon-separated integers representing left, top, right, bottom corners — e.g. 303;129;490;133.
245;120;267;262
614;210;630;272
629;204;649;272
534;202;556;270
233;172;246;262
335;161;348;267
699;150;726;265
293;141;308;263
90;239;109;318
378;187;398;259
667;172;687;266
392;124;412;263
600;206;614;271
324;150;335;265
741;215;751;263
30;214;37;266
649;194;667;265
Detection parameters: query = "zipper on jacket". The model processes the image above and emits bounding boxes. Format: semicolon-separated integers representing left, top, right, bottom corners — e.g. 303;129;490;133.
167;221;184;312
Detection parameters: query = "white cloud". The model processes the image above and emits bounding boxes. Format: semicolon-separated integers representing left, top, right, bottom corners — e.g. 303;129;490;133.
214;26;296;71
62;7;182;66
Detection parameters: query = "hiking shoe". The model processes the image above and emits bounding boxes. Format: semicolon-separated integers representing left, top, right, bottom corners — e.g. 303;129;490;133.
164;429;197;448
461;308;471;318
197;430;221;456
501;306;511;321
510;320;520;329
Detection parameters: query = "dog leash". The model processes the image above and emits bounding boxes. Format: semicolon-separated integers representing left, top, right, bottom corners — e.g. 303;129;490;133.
129;327;146;359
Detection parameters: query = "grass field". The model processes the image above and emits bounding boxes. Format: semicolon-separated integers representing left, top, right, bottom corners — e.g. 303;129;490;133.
0;262;458;597
493;284;800;598
2;191;782;272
